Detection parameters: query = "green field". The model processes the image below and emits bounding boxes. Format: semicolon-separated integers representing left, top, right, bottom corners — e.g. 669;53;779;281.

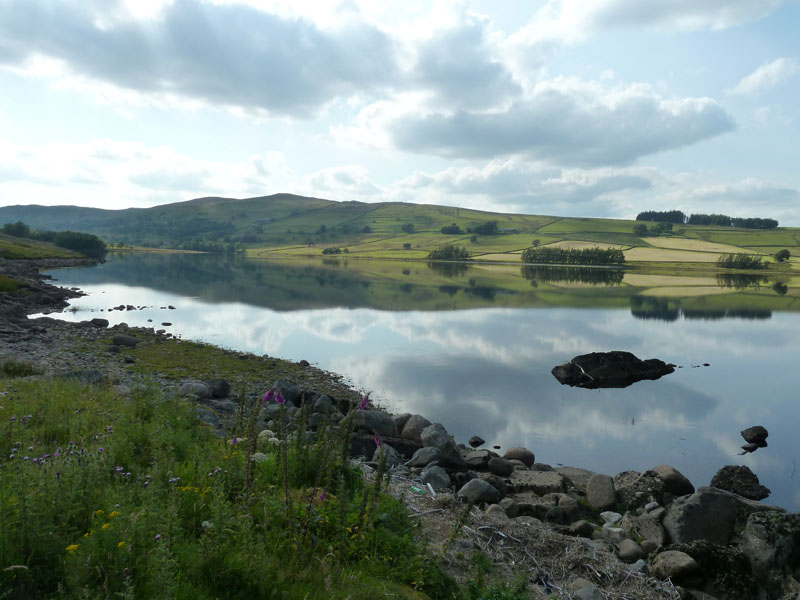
0;233;82;259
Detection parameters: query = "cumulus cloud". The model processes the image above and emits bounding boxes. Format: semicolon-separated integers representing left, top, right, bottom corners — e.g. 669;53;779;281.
387;79;735;166
0;0;399;117
729;58;800;95
306;165;384;198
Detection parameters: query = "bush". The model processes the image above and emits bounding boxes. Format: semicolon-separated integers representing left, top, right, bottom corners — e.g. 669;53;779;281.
321;247;342;255
774;249;790;262
467;221;498;235
521;246;625;265
400;223;415;233
440;223;463;235
717;253;767;269
428;244;470;261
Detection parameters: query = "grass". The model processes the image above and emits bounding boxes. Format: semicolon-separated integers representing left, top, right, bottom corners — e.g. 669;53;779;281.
0;375;530;599
0;234;81;260
0;274;23;293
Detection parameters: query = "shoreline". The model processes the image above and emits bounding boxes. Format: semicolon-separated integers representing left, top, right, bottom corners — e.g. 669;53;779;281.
2;257;798;600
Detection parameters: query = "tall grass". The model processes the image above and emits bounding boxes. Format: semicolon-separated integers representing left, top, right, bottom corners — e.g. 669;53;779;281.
0;377;464;599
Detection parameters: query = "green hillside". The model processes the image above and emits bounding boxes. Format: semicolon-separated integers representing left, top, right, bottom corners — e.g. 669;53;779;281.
0;233;82;259
2;194;799;269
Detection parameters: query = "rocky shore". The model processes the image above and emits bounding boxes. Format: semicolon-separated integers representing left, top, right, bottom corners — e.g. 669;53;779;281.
2;258;798;600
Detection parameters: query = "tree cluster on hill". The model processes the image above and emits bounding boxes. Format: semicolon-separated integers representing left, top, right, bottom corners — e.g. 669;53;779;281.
427;244;470;261
2;221;107;258
635;210;687;224
467;220;499;235
521;246;625;265
440;223;463;234
717;253;767;269
688;214;778;229
633;222;673;237
521;265;624;285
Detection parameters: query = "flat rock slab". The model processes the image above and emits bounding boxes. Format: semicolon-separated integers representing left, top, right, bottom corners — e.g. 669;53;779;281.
509;470;568;495
552;350;675;389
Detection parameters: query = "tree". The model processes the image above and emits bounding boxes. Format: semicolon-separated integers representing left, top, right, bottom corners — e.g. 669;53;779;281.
774;249;790;262
428;244;470;261
468;220;499;235
1;221;31;238
633;224;648;237
440;223;463;234
400;223;415;233
532;239;540;247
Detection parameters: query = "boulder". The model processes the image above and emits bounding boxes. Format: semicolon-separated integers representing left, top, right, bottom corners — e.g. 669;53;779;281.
457;479;501;505
407;447;440;468
651;551;701;581
618;539;645;563
312;395;335;414
207;378;231;398
542;493;580;521
710;465;770;501
179;380;212;399
468;435;485;448
373;443;402;468
569;520;595;538
663;486;784;546
112;334;138;347
740;425;768;447
509;470;567;495
652;464;695;497
353;409;398;438
487;457;514;477
556;466;593;492
502;447;535;468
392;412;412;432
586;473;617;510
740;512;800;597
614;470;664;510
669;541;760;600
272;378;304;405
420;423;466;470
464;450;492;469
422;466;451;490
620;512;666;548
400;414;432;443
551;350;675;389
89;318;109;328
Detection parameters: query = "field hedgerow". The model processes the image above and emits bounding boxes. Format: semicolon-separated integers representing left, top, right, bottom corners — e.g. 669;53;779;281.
0;377;464;599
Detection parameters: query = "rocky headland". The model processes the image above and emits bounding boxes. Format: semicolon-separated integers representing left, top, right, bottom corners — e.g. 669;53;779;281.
2;258;798;600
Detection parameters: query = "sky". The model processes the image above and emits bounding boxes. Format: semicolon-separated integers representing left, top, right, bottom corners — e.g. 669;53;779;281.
1;0;799;223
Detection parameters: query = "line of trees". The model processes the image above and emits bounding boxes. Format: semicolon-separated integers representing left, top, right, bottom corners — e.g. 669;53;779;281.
2;221;107;259
428;244;470;261
716;253;767;269
635;210;779;229
521;246;625;265
521;265;624;285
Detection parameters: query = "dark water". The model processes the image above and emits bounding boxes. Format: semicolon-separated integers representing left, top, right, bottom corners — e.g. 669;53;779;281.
40;253;800;510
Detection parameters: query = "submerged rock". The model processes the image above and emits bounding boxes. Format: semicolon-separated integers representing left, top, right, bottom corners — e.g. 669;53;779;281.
551;350;675;389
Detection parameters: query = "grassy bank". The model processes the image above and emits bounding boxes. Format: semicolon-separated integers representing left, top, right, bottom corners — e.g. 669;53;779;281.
0;372;532;599
0;233;82;260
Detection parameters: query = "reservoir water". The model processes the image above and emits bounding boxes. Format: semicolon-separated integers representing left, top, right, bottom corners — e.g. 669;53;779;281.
40;252;800;510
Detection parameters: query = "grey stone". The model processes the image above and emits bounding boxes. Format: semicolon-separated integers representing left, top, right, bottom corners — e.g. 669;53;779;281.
487;457;514;477
509;470;567;495
457;478;500;504
614;470;664;510
468;435;485;448
641;539;659;554
600;511;622;525
272;378;304;405
422;466;452;491
400;414;432;443
710;465;770;500
420;423;466;470
503;446;535;468
652;464;695;497
531;463;554;471
569;520;595;538
373;443;402;468
663;486;784;545
354;409;398;438
499;497;520;518
392;412;412;431
407;446;440;468
112;333;138;347
179;380;212;399
602;524;626;544
620;511;666;548
464;450;492;469
740;512;800;595
618;539;645;563
586;473;617;510
89;318;109;328
651;551;701;580
207;378;231;398
543;493;580;520
569;578;603;600
312;394;335;414
740;425;768;446
630;559;649;575
556;466;594;492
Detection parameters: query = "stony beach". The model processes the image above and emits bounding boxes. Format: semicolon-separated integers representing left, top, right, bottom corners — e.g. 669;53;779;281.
2;257;798;600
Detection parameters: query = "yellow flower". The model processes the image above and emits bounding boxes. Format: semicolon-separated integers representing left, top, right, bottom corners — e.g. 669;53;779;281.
102;523;111;530
83;530;95;538
92;509;104;517
66;544;79;553
109;511;120;518
117;541;127;549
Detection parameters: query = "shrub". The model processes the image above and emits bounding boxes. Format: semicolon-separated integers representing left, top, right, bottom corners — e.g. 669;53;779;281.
521;246;625;265
717;253;767;269
400;223;415;233
321;247;342;255
440;223;463;235
774;249;790;262
428;244;470;261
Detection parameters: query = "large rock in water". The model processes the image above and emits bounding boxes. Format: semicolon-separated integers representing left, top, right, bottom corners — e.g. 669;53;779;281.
710;465;771;500
551;351;675;389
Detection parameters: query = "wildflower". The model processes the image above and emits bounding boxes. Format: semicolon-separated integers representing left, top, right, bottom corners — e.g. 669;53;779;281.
275;392;286;405
28;446;33;451
102;523;111;530
93;510;104;517
262;389;275;405
374;433;381;448
66;544;79;553
155;534;161;540
115;466;124;472
98;447;104;452
23;456;29;461
109;511;120;518
360;394;369;410
320;490;328;503
117;541;127;549
232;437;238;446
56;471;61;479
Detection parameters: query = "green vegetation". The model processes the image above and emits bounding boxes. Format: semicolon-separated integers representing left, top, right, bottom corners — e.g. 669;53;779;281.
0;233;82;259
521;246;625;265
322;247;343;255
636;211;779;229
775;249;791;262
1;221;107;258
717;253;768;269
428;245;471;261
440;223;463;234
467;220;499;235
636;210;687;224
1;375;540;599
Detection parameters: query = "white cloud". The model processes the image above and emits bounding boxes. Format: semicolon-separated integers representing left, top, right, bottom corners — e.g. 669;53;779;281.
386;79;735;166
729;58;800;95
306;165;384;199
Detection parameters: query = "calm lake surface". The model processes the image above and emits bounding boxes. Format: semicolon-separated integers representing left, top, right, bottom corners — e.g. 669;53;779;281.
41;253;800;510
